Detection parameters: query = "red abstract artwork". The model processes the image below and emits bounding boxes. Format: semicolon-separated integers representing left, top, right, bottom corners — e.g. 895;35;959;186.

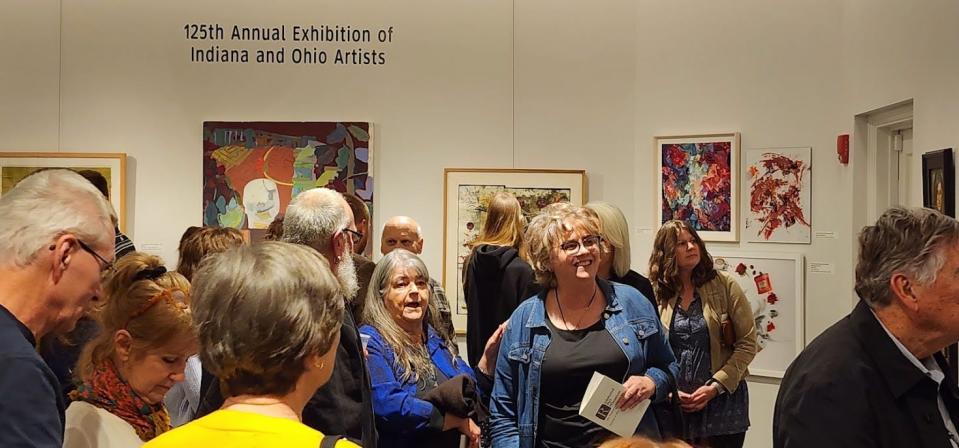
745;148;811;243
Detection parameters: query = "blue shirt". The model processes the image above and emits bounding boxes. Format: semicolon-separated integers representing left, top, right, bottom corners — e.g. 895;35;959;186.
0;304;64;448
360;324;476;448
489;279;680;448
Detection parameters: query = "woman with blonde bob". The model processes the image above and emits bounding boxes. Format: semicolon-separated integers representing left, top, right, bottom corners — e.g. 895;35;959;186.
146;242;356;448
64;253;196;447
490;203;679;447
463;191;537;367
586;202;656;307
648;220;757;448
361;249;482;448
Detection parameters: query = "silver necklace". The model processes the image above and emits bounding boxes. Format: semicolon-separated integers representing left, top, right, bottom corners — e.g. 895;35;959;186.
554;284;598;330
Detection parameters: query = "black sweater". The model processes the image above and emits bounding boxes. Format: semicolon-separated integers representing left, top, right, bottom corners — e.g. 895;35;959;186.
463;245;539;367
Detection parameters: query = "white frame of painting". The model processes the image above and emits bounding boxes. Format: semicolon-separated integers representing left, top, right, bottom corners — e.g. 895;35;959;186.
0;152;127;231
744;147;812;244
442;168;587;334
655;133;740;242
710;251;805;378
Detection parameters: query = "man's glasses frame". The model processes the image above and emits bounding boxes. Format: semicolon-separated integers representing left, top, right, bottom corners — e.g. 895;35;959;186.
76;239;114;274
342;228;364;244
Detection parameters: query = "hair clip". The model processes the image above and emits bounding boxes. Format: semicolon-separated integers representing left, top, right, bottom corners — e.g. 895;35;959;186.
133;266;167;282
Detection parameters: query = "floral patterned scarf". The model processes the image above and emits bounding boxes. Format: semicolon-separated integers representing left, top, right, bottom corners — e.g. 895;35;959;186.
69;360;171;441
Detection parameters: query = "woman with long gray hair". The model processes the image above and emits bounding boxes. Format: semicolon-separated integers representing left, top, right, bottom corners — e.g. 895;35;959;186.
361;249;483;448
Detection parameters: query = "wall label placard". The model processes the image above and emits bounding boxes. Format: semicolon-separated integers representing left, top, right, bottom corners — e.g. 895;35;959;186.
183;23;395;65
808;262;834;274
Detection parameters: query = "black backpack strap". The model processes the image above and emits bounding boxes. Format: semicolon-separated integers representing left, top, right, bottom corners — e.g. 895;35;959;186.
320;435;343;448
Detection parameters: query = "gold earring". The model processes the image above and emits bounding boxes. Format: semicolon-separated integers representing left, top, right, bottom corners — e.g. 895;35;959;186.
313;360;325;369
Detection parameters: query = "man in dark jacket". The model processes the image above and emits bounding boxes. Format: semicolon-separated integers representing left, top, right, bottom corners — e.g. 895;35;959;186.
198;188;377;447
774;207;959;448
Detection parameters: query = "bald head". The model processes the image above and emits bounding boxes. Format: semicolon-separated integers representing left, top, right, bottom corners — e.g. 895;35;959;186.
381;216;423;255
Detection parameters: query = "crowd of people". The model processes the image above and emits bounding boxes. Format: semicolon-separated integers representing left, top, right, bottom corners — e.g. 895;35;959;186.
1;168;958;448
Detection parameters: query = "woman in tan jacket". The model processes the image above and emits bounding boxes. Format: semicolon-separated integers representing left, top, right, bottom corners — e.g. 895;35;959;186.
648;220;757;448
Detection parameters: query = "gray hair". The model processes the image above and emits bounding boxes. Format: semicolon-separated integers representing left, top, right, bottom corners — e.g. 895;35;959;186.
855;207;959;308
586;202;632;278
0;169;116;267
282;188;349;254
190;241;344;397
363;249;456;382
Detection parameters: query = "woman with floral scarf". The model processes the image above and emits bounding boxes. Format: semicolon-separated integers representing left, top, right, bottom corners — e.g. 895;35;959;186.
64;253;196;447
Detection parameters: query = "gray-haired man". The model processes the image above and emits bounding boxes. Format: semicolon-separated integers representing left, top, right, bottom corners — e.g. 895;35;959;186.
775;207;959;448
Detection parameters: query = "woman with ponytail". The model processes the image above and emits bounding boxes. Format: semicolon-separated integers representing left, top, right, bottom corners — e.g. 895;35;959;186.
64;253;196;448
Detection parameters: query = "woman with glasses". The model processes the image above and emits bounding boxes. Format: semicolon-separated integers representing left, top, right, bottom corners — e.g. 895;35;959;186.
360;249;482;448
64;253;196;447
648;221;757;448
489;203;679;448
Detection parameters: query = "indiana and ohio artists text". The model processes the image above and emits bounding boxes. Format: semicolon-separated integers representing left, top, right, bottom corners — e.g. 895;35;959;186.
184;24;393;65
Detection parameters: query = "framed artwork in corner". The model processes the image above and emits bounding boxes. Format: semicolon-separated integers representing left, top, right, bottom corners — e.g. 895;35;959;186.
744;147;812;244
203;122;373;250
922;148;957;381
922;148;954;217
0;152;127;231
712;252;805;378
443;168;587;334
656;133;740;242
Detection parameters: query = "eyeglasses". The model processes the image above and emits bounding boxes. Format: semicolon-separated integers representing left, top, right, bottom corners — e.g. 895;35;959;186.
558;235;603;254
76;239;114;274
342;228;364;244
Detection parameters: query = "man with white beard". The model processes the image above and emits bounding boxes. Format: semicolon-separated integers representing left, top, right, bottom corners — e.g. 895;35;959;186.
278;187;376;447
195;187;376;447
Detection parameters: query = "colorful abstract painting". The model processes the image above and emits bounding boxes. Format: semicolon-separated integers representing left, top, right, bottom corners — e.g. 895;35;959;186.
203;122;372;243
713;252;804;378
443;169;586;333
745;148;812;244
656;133;739;242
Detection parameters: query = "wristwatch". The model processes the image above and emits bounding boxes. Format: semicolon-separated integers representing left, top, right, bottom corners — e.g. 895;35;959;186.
705;378;726;395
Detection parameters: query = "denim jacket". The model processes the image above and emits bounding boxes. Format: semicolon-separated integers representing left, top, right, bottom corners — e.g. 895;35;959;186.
359;324;475;448
488;279;680;448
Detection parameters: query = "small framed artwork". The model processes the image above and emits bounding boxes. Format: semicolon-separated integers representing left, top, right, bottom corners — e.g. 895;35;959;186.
712;252;805;378
744;147;812;244
443;168;587;334
922;148;954;217
0;152;127;231
656;133;740;242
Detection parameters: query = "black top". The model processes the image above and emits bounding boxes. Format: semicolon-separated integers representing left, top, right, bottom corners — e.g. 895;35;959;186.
609;270;656;310
0;304;65;447
774;300;959;448
198;309;378;447
39;316;101;404
464;244;539;367
536;316;628;448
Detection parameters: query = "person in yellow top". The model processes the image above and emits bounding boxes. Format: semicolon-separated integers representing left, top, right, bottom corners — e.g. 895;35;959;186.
145;242;358;448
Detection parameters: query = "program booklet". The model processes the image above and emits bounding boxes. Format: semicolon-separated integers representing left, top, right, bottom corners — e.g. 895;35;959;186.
578;372;651;437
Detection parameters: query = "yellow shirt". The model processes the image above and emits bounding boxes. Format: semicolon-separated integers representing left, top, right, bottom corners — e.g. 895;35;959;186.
143;409;359;448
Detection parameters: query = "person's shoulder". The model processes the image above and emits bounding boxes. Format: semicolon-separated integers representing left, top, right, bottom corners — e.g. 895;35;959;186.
779;315;869;395
358;324;382;339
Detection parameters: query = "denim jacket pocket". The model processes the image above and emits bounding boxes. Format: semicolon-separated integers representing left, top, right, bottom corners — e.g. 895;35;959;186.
629;318;660;340
507;345;533;364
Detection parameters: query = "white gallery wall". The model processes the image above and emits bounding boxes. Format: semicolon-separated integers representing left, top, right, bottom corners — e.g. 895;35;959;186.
2;1;958;447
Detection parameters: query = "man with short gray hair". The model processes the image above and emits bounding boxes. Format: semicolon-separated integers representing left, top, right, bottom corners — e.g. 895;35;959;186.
0;169;116;447
774;207;959;448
